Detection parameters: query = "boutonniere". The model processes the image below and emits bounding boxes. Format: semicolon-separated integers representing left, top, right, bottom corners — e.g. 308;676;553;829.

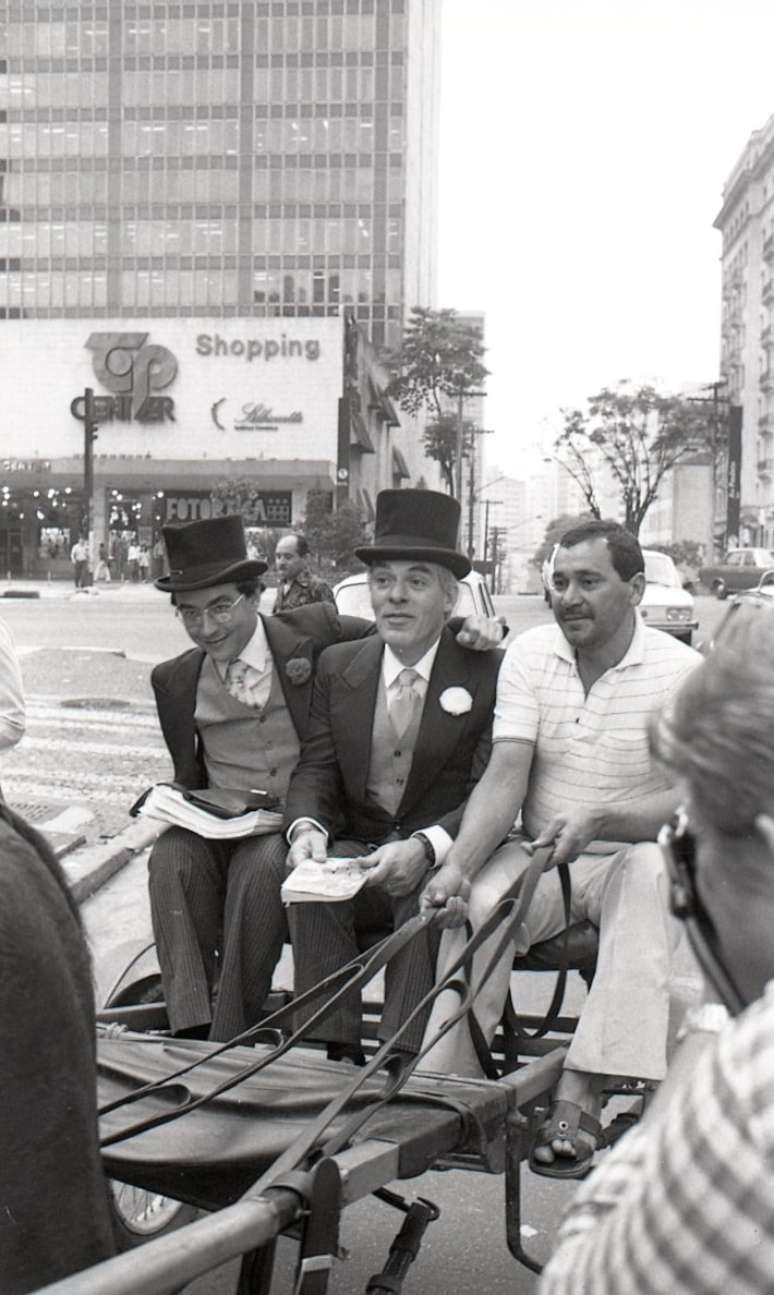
439;686;473;716
286;657;312;685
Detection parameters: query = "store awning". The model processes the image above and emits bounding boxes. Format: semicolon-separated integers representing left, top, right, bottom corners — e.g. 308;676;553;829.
351;411;375;453
392;447;410;480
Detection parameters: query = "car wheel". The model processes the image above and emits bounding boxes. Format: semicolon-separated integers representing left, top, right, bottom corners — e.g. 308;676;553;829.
109;1180;197;1251
714;580;728;600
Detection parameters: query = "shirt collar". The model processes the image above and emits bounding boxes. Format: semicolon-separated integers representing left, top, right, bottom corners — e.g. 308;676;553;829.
382;638;441;688
218;616;269;680
553;609;646;670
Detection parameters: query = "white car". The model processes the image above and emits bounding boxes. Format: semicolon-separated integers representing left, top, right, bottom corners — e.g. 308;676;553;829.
542;546;698;645
333;569;497;621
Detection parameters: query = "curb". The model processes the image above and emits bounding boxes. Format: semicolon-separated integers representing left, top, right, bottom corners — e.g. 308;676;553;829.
61;818;163;905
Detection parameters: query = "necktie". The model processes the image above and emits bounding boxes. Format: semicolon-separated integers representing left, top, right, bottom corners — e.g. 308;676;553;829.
226;658;253;706
389;668;422;738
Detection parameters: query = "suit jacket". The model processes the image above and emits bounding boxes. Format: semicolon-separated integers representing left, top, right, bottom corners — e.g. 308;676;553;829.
283;628;503;845
151;602;372;788
273;571;336;614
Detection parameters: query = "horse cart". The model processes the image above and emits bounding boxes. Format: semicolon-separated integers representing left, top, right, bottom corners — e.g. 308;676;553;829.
36;866;646;1295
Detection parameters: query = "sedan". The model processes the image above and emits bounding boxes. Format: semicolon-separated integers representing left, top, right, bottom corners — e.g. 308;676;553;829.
698;548;774;599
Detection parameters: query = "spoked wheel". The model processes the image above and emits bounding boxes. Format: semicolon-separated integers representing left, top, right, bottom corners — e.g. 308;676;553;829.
109;1179;196;1249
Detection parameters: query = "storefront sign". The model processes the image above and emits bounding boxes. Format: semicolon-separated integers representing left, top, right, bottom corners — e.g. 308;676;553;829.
165;492;292;526
70;331;178;425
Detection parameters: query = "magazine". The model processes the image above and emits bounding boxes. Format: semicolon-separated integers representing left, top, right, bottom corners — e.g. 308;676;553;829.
131;784;284;840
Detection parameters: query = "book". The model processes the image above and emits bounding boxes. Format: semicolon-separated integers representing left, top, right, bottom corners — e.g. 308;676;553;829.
131;783;284;840
281;857;369;904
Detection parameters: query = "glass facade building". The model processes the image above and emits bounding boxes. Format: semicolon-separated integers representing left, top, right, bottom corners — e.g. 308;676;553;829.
0;0;440;348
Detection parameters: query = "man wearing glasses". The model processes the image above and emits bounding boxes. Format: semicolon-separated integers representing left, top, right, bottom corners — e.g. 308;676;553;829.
541;602;774;1293
148;514;502;1042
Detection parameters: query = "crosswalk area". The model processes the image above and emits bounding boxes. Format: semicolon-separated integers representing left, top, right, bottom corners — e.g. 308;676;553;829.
2;695;172;850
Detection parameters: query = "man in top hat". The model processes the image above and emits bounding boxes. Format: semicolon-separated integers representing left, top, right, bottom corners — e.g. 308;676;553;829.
284;489;503;1060
149;511;503;1042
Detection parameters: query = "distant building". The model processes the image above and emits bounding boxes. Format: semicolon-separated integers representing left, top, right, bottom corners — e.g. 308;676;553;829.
714;112;774;549
0;1;443;572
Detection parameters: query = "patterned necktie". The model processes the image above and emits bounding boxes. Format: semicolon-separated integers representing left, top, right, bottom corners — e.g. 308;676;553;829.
226;658;253;706
389;668;422;738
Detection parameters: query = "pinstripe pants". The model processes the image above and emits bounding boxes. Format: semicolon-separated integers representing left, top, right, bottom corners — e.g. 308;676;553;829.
287;839;440;1055
148;827;288;1042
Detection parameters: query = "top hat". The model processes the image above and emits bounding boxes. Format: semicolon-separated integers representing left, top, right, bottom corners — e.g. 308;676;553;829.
154;515;268;592
355;489;471;579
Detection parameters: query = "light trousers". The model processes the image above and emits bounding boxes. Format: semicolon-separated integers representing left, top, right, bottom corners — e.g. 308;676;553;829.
421;838;680;1081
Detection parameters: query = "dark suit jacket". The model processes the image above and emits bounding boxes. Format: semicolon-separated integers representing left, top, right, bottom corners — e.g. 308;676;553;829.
151;602;373;788
283;628;503;845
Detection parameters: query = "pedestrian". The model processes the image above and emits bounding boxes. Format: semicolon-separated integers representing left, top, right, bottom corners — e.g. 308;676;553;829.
273;533;336;612
94;541;111;583
0;615;25;796
127;538;140;582
70;536;89;589
541;602;774;1294
152;536;165;581
139;543;150;582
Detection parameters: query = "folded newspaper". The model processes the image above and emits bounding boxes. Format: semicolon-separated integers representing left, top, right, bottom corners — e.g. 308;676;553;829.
281;857;369;904
132;784;284;840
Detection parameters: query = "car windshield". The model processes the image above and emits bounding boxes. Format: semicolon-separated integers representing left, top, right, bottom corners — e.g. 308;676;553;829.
334;577;478;620
643;553;680;588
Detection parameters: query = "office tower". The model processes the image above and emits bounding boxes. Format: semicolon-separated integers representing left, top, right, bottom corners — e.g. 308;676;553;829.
0;0;441;349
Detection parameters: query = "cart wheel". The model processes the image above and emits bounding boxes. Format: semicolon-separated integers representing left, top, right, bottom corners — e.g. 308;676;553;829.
109;1179;196;1249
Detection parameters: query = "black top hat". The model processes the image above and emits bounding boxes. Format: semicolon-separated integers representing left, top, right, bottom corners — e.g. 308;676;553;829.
355;489;471;579
154;515;268;592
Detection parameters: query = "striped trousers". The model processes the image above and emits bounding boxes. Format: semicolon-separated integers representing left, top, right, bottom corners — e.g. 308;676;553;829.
287;839;440;1055
148;827;288;1042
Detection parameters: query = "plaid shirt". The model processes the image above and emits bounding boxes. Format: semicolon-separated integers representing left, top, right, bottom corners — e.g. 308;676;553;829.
541;981;774;1294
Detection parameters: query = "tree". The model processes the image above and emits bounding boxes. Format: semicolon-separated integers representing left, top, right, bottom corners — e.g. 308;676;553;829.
301;489;365;574
386;307;489;498
531;512;598;569
555;383;711;537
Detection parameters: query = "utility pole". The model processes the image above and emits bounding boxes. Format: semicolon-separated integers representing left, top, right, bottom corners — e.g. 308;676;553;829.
688;380;728;557
465;426;495;558
490;525;507;595
83;387;99;584
482;496;503;577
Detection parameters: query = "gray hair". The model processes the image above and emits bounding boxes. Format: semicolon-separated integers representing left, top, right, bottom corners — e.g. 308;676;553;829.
652;604;774;834
367;561;459;619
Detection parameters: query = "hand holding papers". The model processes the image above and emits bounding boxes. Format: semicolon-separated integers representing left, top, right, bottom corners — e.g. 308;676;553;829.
281;856;369;904
131;784;283;840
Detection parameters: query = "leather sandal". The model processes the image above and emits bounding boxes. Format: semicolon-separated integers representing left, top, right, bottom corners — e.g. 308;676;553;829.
529;1099;601;1180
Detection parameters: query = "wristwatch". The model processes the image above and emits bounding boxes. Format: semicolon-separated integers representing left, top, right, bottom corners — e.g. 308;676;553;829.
412;831;437;869
675;1002;730;1043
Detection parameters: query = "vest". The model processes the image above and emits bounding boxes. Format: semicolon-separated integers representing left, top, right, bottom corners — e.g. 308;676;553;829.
365;675;424;816
195;656;301;803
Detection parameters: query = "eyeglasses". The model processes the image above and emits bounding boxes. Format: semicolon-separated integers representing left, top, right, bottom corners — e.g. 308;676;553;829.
175;594;245;629
658;810;745;1016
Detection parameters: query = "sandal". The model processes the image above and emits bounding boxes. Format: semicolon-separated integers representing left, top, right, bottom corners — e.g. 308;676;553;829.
529;1099;601;1180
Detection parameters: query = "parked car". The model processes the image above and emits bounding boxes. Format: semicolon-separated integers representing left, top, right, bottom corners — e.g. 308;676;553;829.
542;546;697;645
698;547;774;599
333;569;497;621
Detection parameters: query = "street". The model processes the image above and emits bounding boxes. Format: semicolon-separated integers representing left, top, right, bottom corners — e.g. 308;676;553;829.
0;584;715;1293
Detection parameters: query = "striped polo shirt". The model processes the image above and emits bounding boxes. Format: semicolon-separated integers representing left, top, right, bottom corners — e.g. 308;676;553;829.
493;615;700;848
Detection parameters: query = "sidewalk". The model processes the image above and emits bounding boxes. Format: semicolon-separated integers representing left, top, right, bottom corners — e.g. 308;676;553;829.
0;577;161;603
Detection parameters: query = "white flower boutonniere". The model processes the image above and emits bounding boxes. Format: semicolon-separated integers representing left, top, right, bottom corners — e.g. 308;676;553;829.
439;686;473;716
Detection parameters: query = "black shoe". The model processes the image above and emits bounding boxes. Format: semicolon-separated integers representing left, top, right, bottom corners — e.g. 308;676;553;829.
326;1042;367;1067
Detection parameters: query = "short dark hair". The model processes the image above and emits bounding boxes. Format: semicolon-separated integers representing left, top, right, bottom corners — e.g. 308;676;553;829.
559;519;644;582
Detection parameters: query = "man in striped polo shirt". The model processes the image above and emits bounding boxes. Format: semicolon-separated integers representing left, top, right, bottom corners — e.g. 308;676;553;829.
420;519;700;1179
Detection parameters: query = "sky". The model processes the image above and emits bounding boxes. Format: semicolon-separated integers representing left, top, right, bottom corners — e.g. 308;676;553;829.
437;0;774;479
